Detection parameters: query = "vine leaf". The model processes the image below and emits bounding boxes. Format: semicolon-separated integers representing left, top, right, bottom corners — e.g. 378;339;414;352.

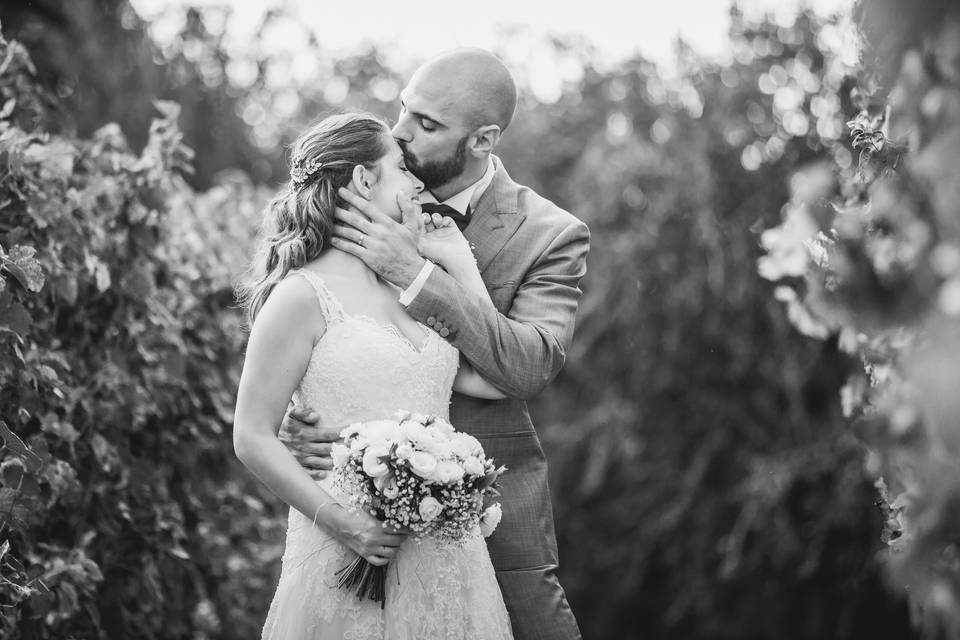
0;245;45;292
0;421;41;474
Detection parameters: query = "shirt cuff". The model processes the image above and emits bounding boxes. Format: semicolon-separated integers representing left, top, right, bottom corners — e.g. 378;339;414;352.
398;260;435;306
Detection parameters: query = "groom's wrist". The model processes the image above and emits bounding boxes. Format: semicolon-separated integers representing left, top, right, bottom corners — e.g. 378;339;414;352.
398;259;434;306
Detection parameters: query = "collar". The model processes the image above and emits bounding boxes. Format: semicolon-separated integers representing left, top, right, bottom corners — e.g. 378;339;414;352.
420;156;496;215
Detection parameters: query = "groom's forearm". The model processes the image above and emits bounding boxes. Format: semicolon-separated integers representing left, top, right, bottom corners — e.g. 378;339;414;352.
404;222;589;400
409;274;565;399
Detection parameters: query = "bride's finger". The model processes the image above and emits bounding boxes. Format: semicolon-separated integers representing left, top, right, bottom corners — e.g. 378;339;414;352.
440;216;455;228
431;212;445;227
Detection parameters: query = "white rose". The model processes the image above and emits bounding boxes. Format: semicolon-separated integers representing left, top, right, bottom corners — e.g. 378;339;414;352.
430;419;456;437
374;474;399;499
421;435;453;459
331;443;352;468
434;460;465;484
362;445;390;478
462;456;484;477
408;413;431;424
449;433;482;459
400;421;430;446
409;451;438;479
339;423;364;439
363;419;402;444
395;443;415;461
418;496;442;522
479;503;503;537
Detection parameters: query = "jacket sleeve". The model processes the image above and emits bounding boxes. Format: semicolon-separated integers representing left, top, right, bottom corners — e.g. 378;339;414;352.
404;219;590;400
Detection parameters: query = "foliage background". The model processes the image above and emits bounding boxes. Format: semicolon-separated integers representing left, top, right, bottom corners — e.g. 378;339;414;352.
0;0;944;638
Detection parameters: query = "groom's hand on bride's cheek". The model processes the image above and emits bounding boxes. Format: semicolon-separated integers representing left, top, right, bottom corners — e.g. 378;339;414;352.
330;188;425;289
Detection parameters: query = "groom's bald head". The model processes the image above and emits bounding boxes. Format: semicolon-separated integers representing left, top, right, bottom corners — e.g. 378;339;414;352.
411;48;518;133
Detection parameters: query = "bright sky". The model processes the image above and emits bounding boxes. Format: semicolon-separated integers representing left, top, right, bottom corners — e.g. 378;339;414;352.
131;0;857;101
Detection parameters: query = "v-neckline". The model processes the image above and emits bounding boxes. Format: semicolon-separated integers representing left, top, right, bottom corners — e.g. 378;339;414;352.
346;313;432;354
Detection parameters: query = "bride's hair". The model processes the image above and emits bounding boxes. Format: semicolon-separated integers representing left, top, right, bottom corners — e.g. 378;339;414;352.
239;113;390;324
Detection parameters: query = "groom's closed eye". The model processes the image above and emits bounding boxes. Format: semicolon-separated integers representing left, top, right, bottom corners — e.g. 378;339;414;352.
400;101;443;132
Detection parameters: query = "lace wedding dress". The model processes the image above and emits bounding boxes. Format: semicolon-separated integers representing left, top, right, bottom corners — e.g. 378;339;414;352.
260;269;514;640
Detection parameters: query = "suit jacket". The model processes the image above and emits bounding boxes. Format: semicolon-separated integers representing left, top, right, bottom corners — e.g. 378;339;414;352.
405;156;590;572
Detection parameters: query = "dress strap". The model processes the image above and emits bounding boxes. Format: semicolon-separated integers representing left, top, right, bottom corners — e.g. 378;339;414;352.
291;269;346;324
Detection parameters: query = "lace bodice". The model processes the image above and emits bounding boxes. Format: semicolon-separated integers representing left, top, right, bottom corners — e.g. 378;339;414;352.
291;269;459;427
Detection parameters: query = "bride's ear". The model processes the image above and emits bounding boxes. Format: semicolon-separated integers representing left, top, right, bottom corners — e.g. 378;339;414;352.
350;165;376;198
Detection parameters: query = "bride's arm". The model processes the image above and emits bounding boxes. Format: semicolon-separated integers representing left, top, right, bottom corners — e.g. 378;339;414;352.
233;275;405;563
419;215;507;400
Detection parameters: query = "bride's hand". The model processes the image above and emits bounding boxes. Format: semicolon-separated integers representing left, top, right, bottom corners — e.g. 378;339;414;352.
418;213;473;272
325;504;408;566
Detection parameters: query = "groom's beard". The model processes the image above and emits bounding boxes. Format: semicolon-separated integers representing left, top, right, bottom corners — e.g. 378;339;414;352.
401;135;468;192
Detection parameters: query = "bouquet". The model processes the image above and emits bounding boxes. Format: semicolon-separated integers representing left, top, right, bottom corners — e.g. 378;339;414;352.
330;410;505;607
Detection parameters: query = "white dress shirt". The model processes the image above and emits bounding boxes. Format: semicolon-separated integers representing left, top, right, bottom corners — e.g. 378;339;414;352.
398;157;496;306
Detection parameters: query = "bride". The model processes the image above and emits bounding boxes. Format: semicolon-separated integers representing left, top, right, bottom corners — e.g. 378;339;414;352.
233;112;514;639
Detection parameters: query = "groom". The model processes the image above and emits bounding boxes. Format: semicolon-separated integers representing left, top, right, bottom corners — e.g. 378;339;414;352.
284;48;589;640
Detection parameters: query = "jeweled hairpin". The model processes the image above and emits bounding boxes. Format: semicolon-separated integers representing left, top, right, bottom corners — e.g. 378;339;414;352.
290;154;324;188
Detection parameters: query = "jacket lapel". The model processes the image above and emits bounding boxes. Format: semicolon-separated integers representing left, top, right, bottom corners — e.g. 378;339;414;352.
463;156;526;275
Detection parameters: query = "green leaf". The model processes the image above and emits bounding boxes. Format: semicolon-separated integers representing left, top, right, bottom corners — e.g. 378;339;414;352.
0;99;14;120
0;487;41;531
168;545;191;561
0;421;42;473
0;293;31;335
41;413;80;445
90;434;119;472
0;245;45;292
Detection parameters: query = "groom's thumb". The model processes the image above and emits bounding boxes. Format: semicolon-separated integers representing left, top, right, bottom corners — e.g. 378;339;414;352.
398;194;422;232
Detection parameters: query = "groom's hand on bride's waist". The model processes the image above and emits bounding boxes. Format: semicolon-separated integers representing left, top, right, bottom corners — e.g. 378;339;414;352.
278;405;338;479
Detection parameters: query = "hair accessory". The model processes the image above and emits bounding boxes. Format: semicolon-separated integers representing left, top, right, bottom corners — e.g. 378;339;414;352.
290;154;324;188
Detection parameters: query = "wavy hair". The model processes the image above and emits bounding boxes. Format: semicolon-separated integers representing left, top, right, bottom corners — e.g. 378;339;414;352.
238;113;390;324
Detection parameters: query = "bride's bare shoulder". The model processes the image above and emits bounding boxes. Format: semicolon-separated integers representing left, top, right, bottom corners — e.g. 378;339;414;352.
253;272;325;338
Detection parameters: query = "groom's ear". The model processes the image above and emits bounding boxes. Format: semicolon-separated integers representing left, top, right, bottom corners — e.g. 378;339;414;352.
469;125;502;156
350;164;375;197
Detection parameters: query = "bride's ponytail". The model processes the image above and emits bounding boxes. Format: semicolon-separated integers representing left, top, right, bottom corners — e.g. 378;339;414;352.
238;113;390;325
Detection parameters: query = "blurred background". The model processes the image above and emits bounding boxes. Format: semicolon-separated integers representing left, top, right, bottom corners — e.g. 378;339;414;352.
3;0;959;638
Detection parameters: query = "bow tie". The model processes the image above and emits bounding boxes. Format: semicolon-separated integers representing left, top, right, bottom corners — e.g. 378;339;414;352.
421;202;470;231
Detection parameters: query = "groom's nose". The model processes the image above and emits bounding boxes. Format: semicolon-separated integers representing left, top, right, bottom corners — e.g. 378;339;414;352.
391;117;412;143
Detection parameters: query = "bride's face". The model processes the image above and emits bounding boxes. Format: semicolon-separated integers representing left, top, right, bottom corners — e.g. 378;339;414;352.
366;135;424;221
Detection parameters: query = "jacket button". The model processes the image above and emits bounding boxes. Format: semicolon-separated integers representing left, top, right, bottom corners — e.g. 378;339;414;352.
426;316;436;326
439;327;450;337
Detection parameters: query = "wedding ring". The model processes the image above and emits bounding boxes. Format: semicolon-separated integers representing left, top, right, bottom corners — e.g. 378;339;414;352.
357;233;365;247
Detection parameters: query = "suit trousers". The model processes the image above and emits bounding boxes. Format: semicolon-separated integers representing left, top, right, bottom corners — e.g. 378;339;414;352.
477;426;581;640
